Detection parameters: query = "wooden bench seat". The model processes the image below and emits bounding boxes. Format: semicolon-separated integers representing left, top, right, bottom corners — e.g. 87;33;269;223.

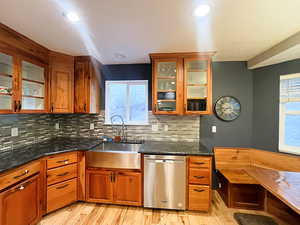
218;169;258;184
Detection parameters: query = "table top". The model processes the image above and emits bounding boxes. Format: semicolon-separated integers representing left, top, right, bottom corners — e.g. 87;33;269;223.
244;167;300;214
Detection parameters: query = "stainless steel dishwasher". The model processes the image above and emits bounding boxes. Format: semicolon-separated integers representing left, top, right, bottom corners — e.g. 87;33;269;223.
144;155;186;210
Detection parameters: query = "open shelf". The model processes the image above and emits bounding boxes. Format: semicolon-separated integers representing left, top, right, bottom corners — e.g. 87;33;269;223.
186;84;207;87
187;69;207;72
22;95;44;99
22;78;45;85
157;76;176;79
157;90;176;92
157;99;176;102
187;97;206;100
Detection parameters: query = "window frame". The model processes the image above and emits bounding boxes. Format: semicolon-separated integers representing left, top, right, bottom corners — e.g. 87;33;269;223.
105;80;149;125
279;73;300;155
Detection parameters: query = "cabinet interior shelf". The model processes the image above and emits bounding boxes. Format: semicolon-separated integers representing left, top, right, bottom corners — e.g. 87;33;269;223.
157;76;176;79
0;92;12;96
22;95;44;99
186;69;207;72
0;73;12;78
186;84;207;87
157;90;176;92
22;78;45;85
187;97;207;100
157;99;176;102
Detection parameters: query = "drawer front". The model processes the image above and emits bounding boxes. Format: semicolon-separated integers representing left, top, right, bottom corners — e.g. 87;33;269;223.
47;164;77;186
189;157;211;169
189;168;210;185
47;178;77;213
188;184;210;211
0;161;40;191
47;152;78;169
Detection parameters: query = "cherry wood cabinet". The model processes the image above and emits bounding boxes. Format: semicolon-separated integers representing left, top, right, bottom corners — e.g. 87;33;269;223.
150;52;214;115
74;56;101;114
0;174;41;225
86;169;142;206
49;51;74;113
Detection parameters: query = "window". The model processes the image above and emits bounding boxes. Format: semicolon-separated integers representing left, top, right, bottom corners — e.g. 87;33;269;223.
279;73;300;155
105;80;148;125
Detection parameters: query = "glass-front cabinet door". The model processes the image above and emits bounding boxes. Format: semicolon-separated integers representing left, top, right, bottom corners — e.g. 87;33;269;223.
0;52;15;113
184;57;212;114
20;59;47;112
153;59;181;114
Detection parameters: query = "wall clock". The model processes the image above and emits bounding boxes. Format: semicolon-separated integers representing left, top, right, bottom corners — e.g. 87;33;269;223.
214;96;241;121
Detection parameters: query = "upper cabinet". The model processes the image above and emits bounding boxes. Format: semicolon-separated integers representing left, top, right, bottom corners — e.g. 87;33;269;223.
150;52;214;115
49;51;74;113
74;56;101;114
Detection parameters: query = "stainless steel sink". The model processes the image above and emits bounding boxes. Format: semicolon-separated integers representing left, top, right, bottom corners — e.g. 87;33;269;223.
86;143;142;169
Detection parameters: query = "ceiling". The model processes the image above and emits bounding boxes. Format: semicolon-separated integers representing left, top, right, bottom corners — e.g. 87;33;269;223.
1;0;300;65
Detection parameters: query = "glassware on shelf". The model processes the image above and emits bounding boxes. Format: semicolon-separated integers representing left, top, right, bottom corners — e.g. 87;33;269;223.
22;80;44;97
187;86;207;99
0;53;13;75
157;101;176;111
158;62;177;77
22;97;44;110
0;95;12;110
22;61;45;82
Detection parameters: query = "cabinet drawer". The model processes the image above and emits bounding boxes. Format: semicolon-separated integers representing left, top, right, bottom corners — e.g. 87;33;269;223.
189;168;210;185
47;178;77;213
47;164;77;186
189;157;211;169
0;161;40;191
47;152;78;169
188;185;210;211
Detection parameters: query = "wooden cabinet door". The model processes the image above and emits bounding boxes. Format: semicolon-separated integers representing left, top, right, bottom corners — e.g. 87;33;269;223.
18;57;48;113
0;50;18;114
49;51;74;113
74;60;89;113
86;170;114;203
114;171;142;206
183;57;212;115
152;58;183;115
188;184;210;211
0;174;41;225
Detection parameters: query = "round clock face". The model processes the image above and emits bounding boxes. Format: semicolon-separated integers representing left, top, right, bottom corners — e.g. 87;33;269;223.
214;96;241;121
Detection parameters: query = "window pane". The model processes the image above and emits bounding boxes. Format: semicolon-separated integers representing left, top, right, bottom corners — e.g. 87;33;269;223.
129;84;147;122
286;102;300;111
284;114;300;147
107;83;127;123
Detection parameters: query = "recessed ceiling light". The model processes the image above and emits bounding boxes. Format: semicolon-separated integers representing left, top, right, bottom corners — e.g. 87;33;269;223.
194;4;210;17
114;53;126;59
64;12;80;23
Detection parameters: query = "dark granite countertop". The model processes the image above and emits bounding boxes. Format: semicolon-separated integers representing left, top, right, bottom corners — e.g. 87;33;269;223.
140;141;213;156
0;137;102;173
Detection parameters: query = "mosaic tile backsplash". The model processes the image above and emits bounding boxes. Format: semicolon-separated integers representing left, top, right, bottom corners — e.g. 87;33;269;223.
0;112;200;152
0;114;54;152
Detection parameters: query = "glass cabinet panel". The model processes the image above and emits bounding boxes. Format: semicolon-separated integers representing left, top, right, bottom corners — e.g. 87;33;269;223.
21;60;46;111
155;61;177;112
0;52;13;111
185;59;209;112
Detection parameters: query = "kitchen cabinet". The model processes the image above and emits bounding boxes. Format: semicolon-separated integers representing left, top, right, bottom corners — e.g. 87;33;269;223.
49;51;74;113
74;56;101;114
150;52;214;115
0;174;41;225
0;49;48;114
188;156;212;211
86;169;142;206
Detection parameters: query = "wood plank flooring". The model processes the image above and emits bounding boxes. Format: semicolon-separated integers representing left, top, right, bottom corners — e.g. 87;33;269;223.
39;191;285;225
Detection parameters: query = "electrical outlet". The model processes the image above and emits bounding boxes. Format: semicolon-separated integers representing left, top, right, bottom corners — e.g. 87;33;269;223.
55;123;60;130
90;123;95;130
152;124;159;132
11;128;18;137
212;126;217;133
164;124;168;131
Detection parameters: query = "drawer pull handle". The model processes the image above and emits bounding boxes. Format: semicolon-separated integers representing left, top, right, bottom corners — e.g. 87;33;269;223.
14;170;29;179
57;172;69;177
194;176;205;179
194;162;205;165
56;184;69;190
194;189;205;193
16;180;33;191
56;160;69;164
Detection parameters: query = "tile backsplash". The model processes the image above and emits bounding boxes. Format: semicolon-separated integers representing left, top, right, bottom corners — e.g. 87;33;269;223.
0;114;54;152
0;112;200;152
53;111;200;142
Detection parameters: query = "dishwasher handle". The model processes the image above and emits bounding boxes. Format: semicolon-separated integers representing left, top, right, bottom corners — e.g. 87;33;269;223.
145;159;185;163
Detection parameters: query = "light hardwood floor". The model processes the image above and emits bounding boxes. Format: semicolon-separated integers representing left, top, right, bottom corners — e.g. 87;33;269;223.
39;191;284;225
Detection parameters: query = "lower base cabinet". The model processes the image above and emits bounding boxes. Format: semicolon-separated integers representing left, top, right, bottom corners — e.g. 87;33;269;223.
86;169;142;206
47;178;77;213
0;174;41;225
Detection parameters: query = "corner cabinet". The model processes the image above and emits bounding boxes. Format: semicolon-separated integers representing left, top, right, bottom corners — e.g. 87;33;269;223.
0;50;48;114
150;52;214;115
74;56;101;114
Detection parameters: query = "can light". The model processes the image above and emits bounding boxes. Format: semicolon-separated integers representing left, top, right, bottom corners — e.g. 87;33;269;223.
194;4;211;17
65;12;80;23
